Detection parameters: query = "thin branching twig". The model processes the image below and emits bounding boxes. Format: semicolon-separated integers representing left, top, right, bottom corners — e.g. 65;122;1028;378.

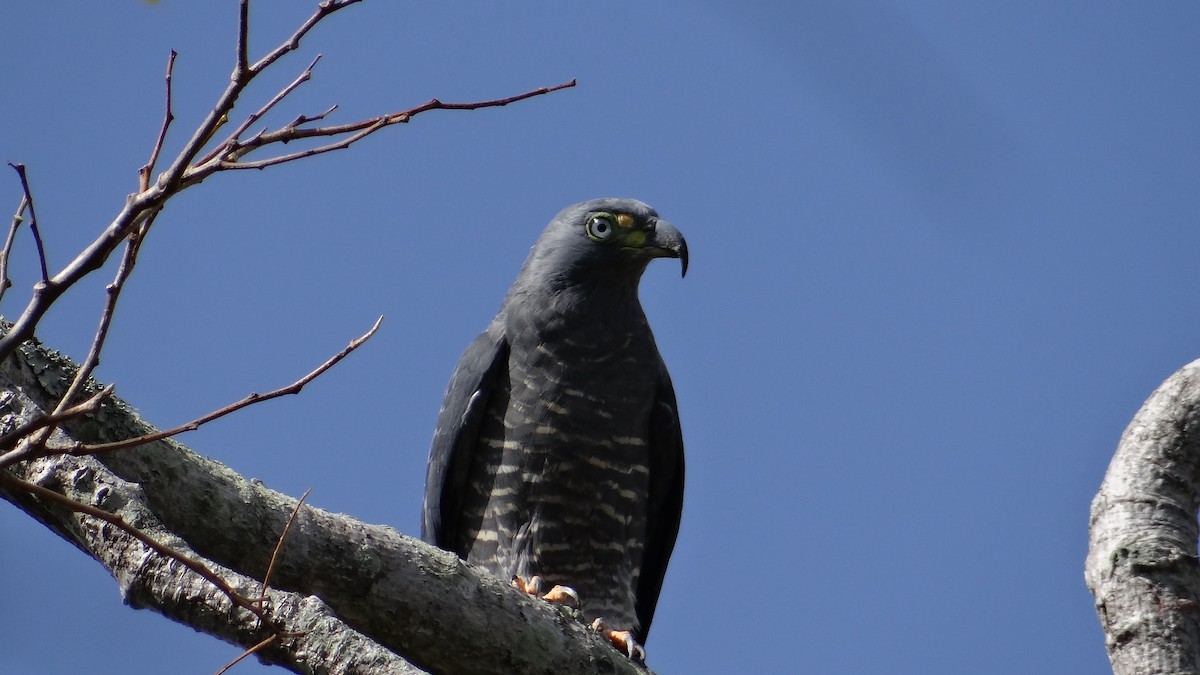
6;164;48;283
139;50;178;192
0;219;154;469
207;80;577;172
261;487;312;600
67;316;382;457
0;0;571;362
214;634;280;675
205;54;324;164
63;220;152;405
0;195;28;302
0;2;583;670
217;483;313;675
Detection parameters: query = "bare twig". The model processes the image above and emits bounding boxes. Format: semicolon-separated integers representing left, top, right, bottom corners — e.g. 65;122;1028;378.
0;0;571;363
207;80;578;173
245;0;361;76
71;316;383;456
0;471;272;626
216;118;389;171
235;0;251;78
0;385;114;456
201;54;324;167
0;2;352;360
0;195;28;302
139;50;178;193
55;216;152;411
214;634;279;675
285;103;339;129
7;163;48;283
219;485;318;675
0;215;158;470
261;487;312;599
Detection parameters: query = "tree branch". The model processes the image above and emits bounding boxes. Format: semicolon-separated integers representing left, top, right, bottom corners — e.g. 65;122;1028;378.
1086;358;1200;674
0;0;572;363
6;163;49;283
138;50;177;193
62;315;382;459
0;194;28;302
193;79;577;174
0;471;274;627
0;333;653;675
0;451;421;674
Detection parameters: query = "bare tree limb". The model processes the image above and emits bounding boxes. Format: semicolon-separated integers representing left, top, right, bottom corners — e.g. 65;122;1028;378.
0;384;113;451
1086;358;1200;675
1;449;422;674
0;0;572;363
206;80;577;172
2;2;599;672
0;336;653;675
0;470;274;627
24;211;156;465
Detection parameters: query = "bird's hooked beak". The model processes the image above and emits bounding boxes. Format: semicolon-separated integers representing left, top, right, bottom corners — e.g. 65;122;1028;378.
645;219;689;278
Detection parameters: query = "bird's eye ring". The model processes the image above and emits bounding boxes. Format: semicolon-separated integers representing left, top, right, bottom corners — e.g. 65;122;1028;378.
586;214;616;241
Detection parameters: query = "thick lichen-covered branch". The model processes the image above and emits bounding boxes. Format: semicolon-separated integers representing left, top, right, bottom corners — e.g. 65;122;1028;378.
1;336;651;675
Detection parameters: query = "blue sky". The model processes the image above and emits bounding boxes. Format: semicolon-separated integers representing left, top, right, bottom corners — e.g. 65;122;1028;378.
3;2;1198;673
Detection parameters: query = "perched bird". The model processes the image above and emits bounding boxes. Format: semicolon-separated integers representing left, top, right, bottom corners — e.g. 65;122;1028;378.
421;198;687;659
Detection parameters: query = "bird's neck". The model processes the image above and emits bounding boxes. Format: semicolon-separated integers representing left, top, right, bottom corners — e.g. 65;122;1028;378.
505;273;648;339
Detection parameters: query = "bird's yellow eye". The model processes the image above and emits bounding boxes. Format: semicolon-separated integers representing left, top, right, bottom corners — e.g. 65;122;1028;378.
586;214;616;241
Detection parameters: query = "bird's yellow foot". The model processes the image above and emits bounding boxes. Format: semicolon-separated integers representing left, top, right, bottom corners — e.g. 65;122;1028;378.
590;617;646;662
512;575;580;608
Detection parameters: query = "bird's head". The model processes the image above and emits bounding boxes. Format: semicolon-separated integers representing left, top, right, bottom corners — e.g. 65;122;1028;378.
521;198;688;291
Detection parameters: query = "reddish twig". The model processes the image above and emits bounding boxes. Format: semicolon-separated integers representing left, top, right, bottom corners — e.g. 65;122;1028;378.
214;633;279;675
205;80;578;173
285;103;339;129
0;194;28;302
0;216;157;470
70;316;382;456
199;54;324;167
245;0;361;76
139;50;178;192
261;487;312;599
6;163;48;283
0;0;570;363
63;219;152;405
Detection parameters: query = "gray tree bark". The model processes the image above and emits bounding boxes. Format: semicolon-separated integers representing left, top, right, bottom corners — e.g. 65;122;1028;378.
1086;359;1200;675
0;335;651;675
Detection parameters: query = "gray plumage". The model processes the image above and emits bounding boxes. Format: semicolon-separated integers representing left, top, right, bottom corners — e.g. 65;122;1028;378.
421;198;686;645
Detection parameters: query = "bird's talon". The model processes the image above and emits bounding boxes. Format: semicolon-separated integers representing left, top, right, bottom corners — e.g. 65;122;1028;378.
514;576;579;608
541;584;580;608
590;619;645;661
511;574;543;595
